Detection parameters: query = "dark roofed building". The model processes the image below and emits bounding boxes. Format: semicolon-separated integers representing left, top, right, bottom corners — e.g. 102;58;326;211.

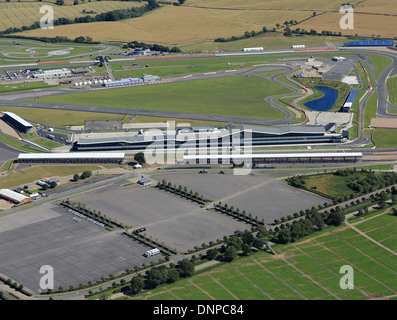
2;112;33;133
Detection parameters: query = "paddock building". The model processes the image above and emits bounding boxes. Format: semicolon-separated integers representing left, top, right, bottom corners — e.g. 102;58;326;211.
17;152;125;164
72;124;349;152
182;152;363;165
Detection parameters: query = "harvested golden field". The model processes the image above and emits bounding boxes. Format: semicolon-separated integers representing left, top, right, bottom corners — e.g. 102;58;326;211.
0;1;142;31
17;5;313;45
0;0;126;5
186;0;362;11
354;0;397;15
298;12;397;38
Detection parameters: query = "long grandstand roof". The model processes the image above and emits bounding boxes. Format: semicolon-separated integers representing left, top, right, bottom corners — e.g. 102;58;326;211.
18;152;125;160
183;152;363;160
2;112;33;128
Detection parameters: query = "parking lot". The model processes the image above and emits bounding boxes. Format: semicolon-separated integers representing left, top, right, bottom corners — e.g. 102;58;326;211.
0;170;330;292
152;172;329;223
69;181;251;252
0;202;162;292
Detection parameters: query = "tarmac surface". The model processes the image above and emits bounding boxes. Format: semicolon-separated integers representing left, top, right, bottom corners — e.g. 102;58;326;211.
0;202;163;293
151;172;329;223
0;139;20;163
68;181;251;253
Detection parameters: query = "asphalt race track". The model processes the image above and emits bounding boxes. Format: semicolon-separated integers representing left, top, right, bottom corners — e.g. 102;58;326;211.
0;47;396;144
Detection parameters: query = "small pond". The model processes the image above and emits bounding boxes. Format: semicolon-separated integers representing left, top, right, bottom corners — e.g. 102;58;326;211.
304;86;338;112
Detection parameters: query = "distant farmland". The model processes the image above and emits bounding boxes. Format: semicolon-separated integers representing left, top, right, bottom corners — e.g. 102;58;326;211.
7;0;396;46
16;4;314;45
298;12;397;39
0;1;143;31
185;0;362;11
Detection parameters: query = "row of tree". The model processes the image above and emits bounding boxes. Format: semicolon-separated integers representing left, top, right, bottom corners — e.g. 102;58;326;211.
213;202;265;226
125;231;178;255
156;180;210;205
61;200;124;228
0;276;32;297
129;258;193;294
73;170;92;181
122;41;181;53
215;26;272;43
277;207;343;244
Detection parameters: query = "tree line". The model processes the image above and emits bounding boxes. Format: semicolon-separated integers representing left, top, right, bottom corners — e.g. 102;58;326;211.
275;187;397;244
122;41;181;53
156;179;211;205
286;168;397;202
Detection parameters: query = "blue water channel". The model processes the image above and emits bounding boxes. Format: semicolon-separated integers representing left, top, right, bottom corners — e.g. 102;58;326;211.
304;86;338;112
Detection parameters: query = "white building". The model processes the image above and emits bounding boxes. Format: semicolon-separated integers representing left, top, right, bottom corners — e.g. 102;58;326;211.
32;68;71;79
243;47;264;52
292;45;306;49
0;189;31;204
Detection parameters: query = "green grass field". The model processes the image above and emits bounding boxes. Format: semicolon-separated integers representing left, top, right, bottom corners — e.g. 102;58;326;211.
124;209;397;300
364;90;378;128
0;106;127;127
0;164;101;189
113;64;244;80
0;134;43;153
290;170;397;199
372;128;397;149
300;172;358;198
25;76;291;120
369;54;393;80
387;76;397;107
30;137;63;149
0;82;60;95
179;33;348;53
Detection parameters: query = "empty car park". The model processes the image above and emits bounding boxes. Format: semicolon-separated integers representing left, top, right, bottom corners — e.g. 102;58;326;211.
68;181;251;253
0;202;163;293
152;172;330;222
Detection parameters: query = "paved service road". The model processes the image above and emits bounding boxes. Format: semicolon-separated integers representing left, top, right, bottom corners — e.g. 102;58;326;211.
0;139;20;163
